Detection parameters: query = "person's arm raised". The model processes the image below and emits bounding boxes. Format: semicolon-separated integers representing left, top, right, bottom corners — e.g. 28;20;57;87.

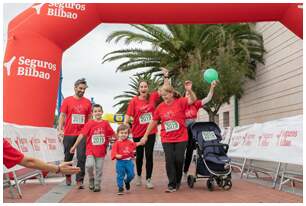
184;80;197;105
202;80;217;105
161;67;171;86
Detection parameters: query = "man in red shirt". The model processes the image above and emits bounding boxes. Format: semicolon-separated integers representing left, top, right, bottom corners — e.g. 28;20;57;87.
58;78;92;188
70;104;116;192
3;139;80;175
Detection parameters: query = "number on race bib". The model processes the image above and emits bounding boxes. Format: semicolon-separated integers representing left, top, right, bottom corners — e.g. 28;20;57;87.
139;113;152;124
202;131;217;141
71;114;85;124
92;134;105;146
164;120;180;132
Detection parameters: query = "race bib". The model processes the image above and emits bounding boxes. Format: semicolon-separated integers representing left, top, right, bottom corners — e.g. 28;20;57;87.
164;120;180;132
202;131;217;141
139;113;152;124
91;134;105;146
71;114;85;124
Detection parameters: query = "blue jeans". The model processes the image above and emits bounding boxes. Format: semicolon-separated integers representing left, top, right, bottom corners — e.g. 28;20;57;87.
116;160;135;189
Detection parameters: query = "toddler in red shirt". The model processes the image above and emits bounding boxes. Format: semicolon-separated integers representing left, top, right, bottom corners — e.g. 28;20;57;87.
70;104;116;192
111;124;142;195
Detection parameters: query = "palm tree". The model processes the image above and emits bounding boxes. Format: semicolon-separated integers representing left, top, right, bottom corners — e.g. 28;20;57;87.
103;24;263;76
113;72;162;113
103;24;213;76
104;24;265;120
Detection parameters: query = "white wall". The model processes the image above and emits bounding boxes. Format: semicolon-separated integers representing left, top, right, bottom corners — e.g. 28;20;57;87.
239;22;303;125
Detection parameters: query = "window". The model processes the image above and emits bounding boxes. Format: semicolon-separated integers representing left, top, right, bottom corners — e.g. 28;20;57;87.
223;112;230;127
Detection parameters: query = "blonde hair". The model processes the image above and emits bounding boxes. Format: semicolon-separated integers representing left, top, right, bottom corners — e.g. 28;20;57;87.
160;85;181;99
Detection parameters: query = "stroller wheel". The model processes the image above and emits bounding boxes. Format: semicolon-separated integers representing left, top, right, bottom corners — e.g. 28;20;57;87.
206;179;214;191
216;177;223;187
187;175;195;188
223;180;232;190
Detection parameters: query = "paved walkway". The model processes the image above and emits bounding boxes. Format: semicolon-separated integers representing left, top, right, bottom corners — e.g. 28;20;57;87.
3;153;303;203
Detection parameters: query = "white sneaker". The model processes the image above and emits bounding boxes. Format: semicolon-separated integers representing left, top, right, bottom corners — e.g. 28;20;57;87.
146;178;154;189
136;176;142;186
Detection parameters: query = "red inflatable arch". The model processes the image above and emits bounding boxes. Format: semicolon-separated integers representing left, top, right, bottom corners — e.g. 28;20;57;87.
3;3;302;127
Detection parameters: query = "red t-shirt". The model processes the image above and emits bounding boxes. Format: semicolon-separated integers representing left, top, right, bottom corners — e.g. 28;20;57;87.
153;97;189;143
60;96;92;136
185;100;203;119
80;120;115;158
3;139;24;169
111;139;137;160
126;91;160;138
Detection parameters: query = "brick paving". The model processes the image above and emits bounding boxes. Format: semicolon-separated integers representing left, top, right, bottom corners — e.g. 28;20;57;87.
3;182;57;203
3;153;303;203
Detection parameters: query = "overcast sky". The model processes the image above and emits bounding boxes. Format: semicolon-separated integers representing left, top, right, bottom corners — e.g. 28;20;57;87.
3;3;152;117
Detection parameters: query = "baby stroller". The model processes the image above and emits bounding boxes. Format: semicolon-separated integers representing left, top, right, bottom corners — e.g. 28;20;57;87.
187;122;232;191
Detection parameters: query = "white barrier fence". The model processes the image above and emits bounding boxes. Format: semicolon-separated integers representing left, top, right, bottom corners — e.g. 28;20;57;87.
153;115;302;168
228;115;303;165
4;115;302;168
3;123;64;173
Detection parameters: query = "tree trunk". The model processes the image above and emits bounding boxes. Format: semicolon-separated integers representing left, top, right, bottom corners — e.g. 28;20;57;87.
208;111;215;122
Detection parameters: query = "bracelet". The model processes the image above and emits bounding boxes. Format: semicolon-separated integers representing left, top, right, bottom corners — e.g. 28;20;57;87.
56;165;61;174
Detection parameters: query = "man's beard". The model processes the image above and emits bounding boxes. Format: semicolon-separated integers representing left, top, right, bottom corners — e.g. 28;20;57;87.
76;92;84;97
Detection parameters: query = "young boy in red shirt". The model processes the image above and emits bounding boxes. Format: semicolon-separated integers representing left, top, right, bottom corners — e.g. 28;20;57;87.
111;124;142;195
70;104;115;192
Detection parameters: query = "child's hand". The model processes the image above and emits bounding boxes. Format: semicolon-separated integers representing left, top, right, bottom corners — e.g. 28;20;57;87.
116;154;123;159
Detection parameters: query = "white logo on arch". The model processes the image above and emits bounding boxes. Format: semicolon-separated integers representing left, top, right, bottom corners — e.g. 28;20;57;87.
32;3;44;15
4;56;16;76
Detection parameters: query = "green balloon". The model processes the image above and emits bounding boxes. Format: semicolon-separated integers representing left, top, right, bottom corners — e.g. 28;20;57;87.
203;68;218;83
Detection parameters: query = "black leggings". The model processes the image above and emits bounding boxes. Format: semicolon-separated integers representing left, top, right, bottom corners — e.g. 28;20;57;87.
133;134;156;179
183;125;195;173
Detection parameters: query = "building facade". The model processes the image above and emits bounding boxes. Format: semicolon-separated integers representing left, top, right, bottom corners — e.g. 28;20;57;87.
197;21;303;127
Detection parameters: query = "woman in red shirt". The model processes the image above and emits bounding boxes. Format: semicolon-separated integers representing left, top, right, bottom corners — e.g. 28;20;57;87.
124;68;169;189
141;81;196;192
